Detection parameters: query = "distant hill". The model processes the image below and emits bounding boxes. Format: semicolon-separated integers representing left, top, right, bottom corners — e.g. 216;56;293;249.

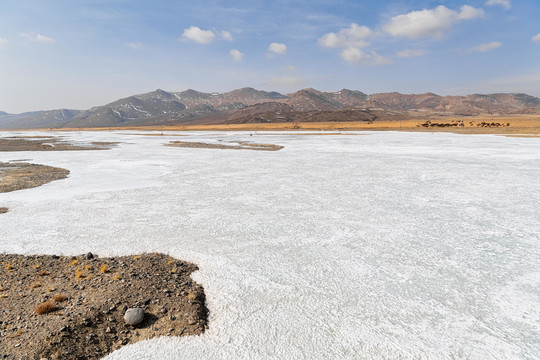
1;88;539;129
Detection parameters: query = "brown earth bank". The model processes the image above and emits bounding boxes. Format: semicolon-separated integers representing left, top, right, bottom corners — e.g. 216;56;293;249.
166;140;284;151
0;162;70;194
0;253;208;360
0;137;117;152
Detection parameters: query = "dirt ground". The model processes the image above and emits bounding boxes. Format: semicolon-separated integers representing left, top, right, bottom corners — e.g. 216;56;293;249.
166;140;284;151
0;137;117;152
0;253;208;360
0;162;70;194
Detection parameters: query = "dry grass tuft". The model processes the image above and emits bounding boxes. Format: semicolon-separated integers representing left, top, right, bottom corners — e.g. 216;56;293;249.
113;274;121;280
31;282;42;288
53;293;68;302
35;301;56;315
75;266;84;279
3;263;15;271
99;264;109;273
38;269;48;276
70;259;79;266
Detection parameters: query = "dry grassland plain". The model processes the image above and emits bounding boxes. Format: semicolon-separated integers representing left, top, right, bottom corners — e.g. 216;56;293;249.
25;115;540;135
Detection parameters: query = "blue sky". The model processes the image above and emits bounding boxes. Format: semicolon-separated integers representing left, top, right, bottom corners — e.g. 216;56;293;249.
0;0;539;113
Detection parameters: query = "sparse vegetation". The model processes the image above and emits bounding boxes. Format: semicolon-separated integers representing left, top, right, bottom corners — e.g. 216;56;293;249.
35;301;56;315
1;253;208;359
53;293;68;302
100;264;109;273
75;266;84;279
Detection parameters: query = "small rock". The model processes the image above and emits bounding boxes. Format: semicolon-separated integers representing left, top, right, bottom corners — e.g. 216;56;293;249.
86;252;94;259
105;327;112;333
123;308;144;325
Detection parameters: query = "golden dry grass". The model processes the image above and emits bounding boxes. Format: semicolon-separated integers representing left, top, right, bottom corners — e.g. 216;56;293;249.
20;114;537;135
35;301;56;315
53;293;68;302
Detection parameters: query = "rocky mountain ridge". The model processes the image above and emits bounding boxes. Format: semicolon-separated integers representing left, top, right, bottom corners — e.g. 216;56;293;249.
1;87;539;129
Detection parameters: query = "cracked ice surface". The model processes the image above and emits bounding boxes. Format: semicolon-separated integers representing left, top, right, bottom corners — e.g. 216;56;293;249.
1;131;539;359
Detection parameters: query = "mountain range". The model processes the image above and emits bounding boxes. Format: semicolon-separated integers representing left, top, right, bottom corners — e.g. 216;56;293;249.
1;88;539;129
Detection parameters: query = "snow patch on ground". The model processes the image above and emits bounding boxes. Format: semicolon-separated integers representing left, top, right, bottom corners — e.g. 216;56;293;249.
1;130;539;359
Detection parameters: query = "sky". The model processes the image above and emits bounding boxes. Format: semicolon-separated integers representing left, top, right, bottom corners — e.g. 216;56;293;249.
0;0;539;113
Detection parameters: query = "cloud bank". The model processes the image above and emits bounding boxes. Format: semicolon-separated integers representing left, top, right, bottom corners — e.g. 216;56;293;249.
472;41;502;52
485;0;511;10
19;33;55;43
318;23;372;48
396;49;425;58
383;5;484;39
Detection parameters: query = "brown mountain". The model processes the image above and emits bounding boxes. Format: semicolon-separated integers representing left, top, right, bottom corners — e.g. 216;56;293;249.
1;88;539;129
285;88;344;111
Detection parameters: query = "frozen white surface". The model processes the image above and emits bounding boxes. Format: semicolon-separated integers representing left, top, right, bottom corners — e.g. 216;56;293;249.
1;131;539;359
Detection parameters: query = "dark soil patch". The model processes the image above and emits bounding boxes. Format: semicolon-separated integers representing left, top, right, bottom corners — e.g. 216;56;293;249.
0;162;70;193
0;137;117;151
167;140;283;151
0;253;208;360
0;207;8;214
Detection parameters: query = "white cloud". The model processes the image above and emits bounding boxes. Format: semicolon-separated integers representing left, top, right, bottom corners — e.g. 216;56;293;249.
181;26;216;44
268;42;287;55
19;32;55;43
532;33;540;43
383;5;484;39
221;31;233;41
318;23;372;48
472;41;502;52
229;49;244;62
268;76;307;88
0;37;7;50
286;65;297;71
126;42;142;49
396;49;425;58
457;5;485;20
341;48;393;66
485;0;511;10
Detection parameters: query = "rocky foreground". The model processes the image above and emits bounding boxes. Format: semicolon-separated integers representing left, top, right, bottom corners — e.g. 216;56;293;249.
0;253;208;359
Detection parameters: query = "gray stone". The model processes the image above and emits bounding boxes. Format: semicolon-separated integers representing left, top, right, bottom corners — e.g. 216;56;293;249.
124;308;145;325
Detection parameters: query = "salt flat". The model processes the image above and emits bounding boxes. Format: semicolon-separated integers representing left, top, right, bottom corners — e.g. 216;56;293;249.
1;131;539;359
